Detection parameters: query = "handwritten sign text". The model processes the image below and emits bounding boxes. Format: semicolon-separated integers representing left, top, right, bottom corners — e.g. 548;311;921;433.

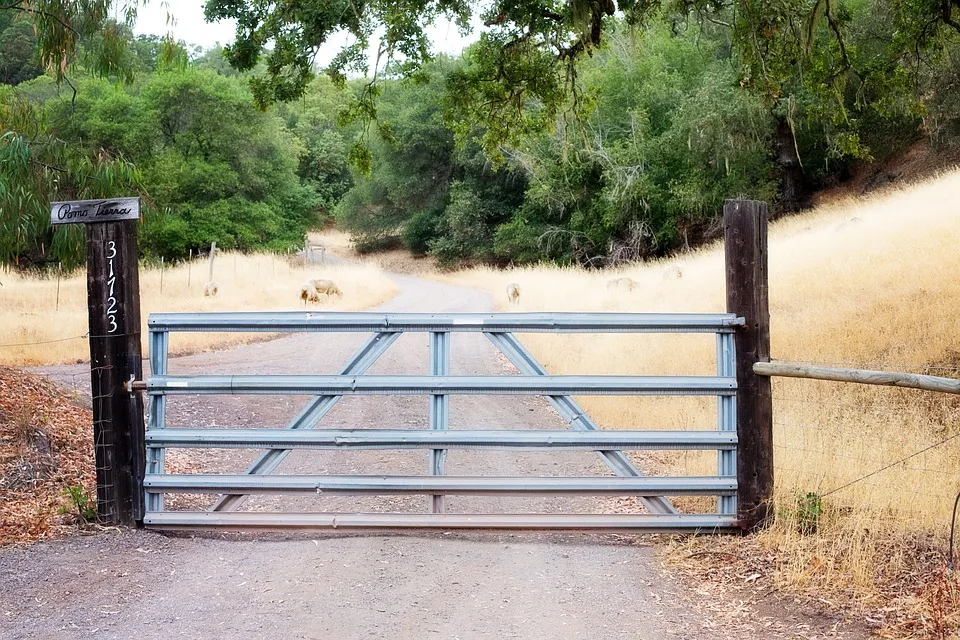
50;197;141;225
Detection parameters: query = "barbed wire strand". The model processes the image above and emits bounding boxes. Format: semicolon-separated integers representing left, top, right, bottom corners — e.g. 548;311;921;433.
0;331;141;348
821;431;960;498
0;334;88;348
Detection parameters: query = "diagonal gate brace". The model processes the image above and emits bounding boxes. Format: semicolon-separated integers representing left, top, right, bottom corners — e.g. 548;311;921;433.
213;331;401;511
486;332;678;515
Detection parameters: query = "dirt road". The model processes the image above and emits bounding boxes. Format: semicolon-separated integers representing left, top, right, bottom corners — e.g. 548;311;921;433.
1;274;859;639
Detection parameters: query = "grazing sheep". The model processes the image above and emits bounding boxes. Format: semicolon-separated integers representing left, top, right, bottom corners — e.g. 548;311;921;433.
606;277;640;292
506;282;520;305
310;278;343;297
661;264;684;281
299;282;320;303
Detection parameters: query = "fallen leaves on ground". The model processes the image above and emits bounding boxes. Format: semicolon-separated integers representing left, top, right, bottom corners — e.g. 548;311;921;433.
665;528;960;639
0;366;96;545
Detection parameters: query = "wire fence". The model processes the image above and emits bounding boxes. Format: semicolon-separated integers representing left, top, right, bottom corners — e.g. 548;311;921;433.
0;334;88;348
768;357;960;528
91;363;115;522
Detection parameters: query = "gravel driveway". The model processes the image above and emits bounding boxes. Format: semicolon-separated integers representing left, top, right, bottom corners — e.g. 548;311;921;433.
1;273;863;639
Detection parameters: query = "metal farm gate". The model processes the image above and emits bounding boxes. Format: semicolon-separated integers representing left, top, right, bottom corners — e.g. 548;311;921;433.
142;312;743;532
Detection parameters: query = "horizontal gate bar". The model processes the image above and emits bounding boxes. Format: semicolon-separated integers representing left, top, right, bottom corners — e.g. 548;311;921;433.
148;312;744;333
144;474;737;496
148;375;736;396
145;429;738;450
143;512;739;533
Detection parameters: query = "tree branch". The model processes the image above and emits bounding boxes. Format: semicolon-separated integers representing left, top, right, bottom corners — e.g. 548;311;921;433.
824;0;850;70
1;2;80;36
29;159;68;173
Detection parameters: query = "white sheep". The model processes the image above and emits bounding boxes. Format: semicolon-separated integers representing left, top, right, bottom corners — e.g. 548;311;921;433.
661;264;684;281
606;277;640;292
506;282;520;305
300;282;320;303
309;278;343;297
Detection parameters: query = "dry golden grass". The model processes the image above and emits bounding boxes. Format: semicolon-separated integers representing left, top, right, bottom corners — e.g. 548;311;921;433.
0;252;399;366
442;169;960;631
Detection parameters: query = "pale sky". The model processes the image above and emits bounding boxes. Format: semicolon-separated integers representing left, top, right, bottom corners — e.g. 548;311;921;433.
132;0;482;69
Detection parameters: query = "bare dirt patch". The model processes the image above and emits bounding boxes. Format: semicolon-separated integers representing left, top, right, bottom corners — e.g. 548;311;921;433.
812;142;960;206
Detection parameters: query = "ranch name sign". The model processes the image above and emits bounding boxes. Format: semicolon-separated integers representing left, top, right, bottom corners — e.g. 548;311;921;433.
50;197;141;225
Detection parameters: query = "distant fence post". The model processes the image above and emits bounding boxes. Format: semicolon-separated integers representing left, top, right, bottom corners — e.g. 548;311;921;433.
723;200;773;530
52;197;145;526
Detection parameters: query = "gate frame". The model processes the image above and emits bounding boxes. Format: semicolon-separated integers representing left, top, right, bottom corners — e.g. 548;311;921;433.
115;199;773;531
139;312;743;532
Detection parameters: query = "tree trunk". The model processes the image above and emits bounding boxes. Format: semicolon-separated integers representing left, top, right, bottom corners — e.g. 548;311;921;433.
773;116;807;212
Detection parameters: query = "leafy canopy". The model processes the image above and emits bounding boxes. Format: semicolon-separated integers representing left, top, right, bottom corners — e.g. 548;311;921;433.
206;0;960;148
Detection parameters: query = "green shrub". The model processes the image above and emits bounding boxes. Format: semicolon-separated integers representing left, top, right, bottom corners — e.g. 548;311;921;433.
403;211;441;256
60;486;97;523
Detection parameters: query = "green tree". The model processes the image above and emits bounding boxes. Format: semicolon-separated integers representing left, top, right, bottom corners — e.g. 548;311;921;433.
0;15;43;85
205;0;959;128
334;61;459;251
276;76;356;217
10;64;319;263
204;0;960;215
0;84;141;267
671;0;957;207
494;22;775;264
334;58;527;260
131;69;318;256
0;1;150;268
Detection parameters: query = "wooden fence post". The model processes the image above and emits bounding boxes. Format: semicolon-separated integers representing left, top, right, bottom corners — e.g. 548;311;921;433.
723;200;773;530
85;220;145;525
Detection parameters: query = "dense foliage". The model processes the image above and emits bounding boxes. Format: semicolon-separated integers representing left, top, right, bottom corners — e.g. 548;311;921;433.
0;13;42;86
0;27;345;267
333;17;959;265
209;0;959;155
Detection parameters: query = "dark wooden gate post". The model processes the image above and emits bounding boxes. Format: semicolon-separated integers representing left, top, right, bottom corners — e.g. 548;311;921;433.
53;197;145;526
85;220;145;525
723;200;773;530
